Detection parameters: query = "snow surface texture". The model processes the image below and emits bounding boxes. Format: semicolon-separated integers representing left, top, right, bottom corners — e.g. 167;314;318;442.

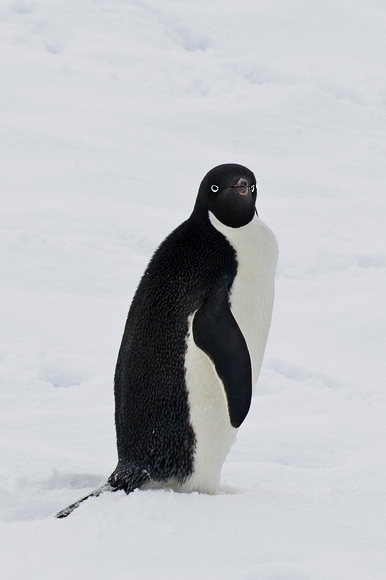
1;0;385;578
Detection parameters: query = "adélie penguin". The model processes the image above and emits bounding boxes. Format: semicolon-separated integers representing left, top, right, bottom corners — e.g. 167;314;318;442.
56;163;278;518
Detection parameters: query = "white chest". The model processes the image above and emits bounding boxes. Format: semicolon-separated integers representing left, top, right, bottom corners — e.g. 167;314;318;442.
182;214;278;493
209;213;278;383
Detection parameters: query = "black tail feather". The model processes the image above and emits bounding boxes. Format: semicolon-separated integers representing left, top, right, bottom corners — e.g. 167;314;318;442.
56;465;151;518
55;483;113;519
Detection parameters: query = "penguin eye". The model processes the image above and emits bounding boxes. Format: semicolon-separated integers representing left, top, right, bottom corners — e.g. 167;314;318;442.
251;184;255;193
211;184;219;193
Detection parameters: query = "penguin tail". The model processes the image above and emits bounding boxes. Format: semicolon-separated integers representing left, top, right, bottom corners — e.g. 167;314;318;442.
55;482;113;519
55;465;150;518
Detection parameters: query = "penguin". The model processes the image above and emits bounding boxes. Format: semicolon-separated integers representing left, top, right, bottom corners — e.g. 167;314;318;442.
56;163;278;518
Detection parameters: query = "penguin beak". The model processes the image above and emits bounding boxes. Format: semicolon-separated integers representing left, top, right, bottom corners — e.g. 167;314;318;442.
231;178;249;195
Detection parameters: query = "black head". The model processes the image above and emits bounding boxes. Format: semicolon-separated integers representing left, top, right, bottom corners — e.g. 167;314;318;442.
192;164;258;228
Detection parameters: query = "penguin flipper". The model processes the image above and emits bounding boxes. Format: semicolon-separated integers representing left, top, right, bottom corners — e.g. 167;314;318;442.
192;285;252;428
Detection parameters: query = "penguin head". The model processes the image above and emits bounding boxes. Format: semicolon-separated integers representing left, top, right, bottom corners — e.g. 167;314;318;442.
193;164;258;228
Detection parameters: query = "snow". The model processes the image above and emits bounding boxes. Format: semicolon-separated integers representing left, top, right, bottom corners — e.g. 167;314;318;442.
1;0;385;578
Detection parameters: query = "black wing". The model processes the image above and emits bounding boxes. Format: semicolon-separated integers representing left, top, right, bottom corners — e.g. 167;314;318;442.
192;285;252;428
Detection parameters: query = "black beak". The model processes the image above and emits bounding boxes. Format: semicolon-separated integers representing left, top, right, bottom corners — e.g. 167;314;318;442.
231;178;250;196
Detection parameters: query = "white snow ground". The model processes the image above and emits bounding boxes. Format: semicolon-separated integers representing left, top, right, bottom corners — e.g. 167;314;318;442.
1;0;386;578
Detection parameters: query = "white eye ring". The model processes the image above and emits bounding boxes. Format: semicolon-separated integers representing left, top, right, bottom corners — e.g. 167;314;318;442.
251;184;255;193
211;184;219;193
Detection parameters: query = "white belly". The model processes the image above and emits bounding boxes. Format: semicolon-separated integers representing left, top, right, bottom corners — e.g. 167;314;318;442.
182;214;278;493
